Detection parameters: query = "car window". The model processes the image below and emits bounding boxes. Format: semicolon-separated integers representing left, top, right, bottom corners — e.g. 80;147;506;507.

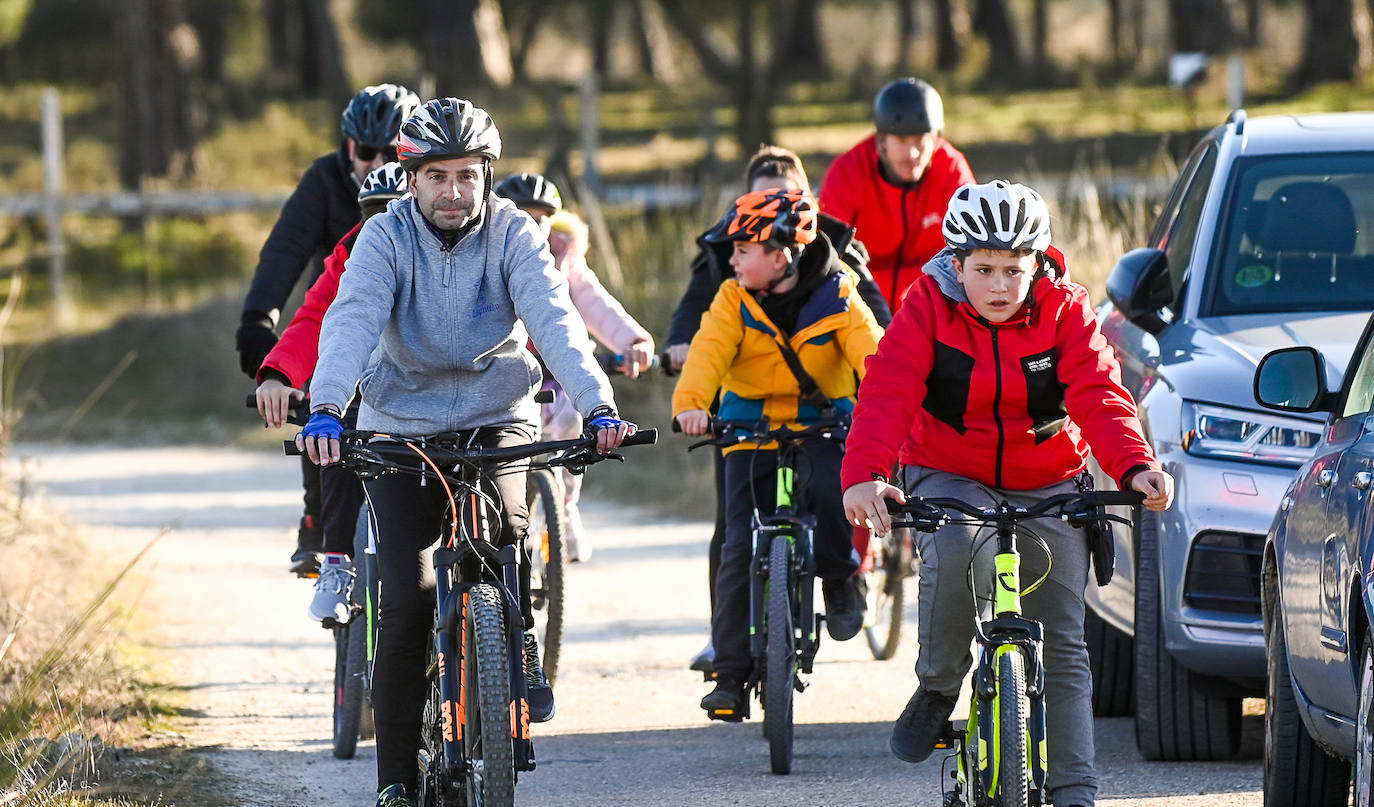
1343;337;1374;419
1156;144;1219;310
1204;153;1374;316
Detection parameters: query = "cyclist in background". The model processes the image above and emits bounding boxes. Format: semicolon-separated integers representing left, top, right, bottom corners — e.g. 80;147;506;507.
237;83;420;576
819;77;973;310
494;172;654;562
665;145;891;673
296;98;634;807
839;180;1174;807
254;162;409;622
672;188;882;715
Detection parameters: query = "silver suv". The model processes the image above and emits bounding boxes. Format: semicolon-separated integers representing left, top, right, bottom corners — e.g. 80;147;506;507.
1085;110;1374;761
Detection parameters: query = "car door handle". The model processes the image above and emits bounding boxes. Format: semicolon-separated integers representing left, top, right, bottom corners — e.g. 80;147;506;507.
1317;470;1336;488
1355;472;1372;491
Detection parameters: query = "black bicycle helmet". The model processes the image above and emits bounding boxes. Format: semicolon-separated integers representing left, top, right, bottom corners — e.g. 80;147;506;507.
873;78;944;135
340;84;420;148
494;173;563;213
396;97;503;168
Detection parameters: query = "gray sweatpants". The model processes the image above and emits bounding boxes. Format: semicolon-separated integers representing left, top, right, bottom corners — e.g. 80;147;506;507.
903;465;1096;807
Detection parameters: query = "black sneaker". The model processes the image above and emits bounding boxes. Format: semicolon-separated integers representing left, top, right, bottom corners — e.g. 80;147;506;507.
522;631;555;723
700;676;745;718
688;640;715;674
890;688;957;763
375;783;416;807
288;547;322;577
822;576;865;641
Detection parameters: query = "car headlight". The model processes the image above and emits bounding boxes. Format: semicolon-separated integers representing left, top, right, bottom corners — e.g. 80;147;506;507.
1181;402;1323;467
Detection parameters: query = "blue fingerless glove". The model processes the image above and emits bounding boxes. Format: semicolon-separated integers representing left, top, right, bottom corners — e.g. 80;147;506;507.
583;405;630;437
301;410;344;440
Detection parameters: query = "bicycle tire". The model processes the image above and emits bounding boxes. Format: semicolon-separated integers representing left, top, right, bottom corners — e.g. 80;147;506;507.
464;583;516;807
764;537;795;775
863;528;908;660
992;649;1030;807
526;468;567;686
331;618;366;759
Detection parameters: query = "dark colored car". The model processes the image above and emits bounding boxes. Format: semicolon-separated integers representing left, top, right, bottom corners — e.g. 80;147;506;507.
1256;325;1374;806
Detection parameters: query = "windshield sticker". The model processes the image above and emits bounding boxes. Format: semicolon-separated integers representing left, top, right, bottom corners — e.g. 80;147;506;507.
1235;263;1275;288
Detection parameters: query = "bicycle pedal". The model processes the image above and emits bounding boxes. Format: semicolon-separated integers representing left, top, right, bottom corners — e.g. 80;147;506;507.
792;677;808;694
707;708;744;723
932;719;963;750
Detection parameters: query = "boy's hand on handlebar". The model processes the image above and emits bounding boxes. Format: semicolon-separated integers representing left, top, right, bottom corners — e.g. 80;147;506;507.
1130;469;1175;512
843;480;907;537
256;378;305;429
585;406;636;453
666;343;690;371
296;410;343;466
621;339;654;379
675;409;709;437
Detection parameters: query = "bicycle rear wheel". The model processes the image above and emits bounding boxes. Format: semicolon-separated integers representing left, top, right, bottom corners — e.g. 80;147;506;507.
464;583;516;807
864;528;909;660
525;469;567;685
992;649;1029;807
331;618;366;759
764;537;795;775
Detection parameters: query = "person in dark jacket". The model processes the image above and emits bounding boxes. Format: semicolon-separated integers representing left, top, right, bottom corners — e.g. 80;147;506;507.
235;83;419;575
665;145;892;675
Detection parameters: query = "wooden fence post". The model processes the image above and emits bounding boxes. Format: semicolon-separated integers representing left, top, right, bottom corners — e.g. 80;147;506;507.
41;88;73;327
579;70;599;194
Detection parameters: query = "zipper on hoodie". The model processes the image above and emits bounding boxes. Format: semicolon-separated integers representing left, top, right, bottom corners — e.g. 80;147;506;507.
987;322;1006;490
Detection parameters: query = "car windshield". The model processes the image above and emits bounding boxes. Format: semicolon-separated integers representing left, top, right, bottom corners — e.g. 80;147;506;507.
1205;153;1374;316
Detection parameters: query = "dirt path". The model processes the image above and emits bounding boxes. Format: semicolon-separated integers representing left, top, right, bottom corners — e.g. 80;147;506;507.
11;443;1266;806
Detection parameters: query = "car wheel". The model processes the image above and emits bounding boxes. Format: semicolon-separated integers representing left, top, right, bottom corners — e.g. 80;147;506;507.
1086;606;1134;716
1263;594;1350;806
1355;631;1374;807
1134;509;1242;760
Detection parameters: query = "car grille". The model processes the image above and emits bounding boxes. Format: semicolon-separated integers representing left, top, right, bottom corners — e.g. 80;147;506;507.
1183;531;1265;615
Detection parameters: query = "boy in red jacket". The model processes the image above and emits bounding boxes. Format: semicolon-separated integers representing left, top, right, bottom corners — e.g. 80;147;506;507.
840;180;1174;807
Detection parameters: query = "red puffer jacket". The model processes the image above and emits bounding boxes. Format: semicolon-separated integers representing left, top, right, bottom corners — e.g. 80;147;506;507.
840;260;1158;493
818;135;973;310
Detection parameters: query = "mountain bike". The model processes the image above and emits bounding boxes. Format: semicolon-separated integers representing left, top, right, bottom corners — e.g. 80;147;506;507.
290;425;655;806
246;393;376;759
681;415;849;775
886;489;1144;807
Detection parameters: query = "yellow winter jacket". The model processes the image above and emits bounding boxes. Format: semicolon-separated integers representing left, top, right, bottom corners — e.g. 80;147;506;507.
672;271;883;453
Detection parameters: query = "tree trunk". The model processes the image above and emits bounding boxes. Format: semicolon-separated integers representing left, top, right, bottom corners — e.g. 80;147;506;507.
425;0;512;92
629;0;677;82
1243;0;1262;45
735;0;773;153
772;0;825;80
298;0;349;104
263;0;295;88
1169;0;1235;53
118;0;200;187
972;0;1021;84
1031;0;1051;82
1106;0;1125;68
185;0;230;84
932;0;961;71
896;0;918;73
507;0;551;81
589;0;615;79
1293;0;1368;84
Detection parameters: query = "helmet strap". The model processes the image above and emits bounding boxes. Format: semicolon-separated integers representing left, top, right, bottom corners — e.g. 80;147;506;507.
763;246;800;295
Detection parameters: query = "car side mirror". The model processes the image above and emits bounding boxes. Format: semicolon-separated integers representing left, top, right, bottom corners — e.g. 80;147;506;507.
1254;347;1331;413
1105;248;1172;335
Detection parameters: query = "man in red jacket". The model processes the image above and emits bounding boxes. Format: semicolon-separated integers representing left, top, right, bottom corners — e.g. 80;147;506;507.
840;180;1174;807
818;78;973;310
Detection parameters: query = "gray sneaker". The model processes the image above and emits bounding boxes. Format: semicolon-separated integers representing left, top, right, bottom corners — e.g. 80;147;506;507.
308;553;355;624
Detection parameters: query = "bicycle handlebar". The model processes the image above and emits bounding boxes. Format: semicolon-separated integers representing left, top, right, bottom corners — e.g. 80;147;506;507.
886;489;1145;532
673;416;851;451
245;393;309;427
285;428;658;471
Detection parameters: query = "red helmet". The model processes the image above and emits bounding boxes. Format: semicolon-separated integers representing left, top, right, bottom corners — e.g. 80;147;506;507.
706;188;819;249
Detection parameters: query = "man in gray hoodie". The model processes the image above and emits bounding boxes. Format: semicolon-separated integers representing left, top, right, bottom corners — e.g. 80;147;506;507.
296;97;634;807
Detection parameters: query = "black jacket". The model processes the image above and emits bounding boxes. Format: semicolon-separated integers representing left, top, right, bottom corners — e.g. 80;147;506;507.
665;211;892;347
240;150;361;325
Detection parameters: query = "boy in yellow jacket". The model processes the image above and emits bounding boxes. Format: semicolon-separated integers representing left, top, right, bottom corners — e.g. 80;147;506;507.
673;188;884;714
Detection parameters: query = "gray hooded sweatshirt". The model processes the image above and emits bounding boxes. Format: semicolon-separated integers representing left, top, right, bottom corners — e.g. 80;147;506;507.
309;194;615;435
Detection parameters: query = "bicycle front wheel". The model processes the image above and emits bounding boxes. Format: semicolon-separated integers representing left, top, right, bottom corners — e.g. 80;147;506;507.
525;469;566;686
992;649;1029;807
764;537;795;775
864;528;909;660
464;583;516;807
331;618;366;759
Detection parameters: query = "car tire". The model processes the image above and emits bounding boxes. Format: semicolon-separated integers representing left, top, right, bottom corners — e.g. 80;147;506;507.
1263;595;1350;806
1134;509;1242;760
1354;630;1374;807
1086;606;1134;716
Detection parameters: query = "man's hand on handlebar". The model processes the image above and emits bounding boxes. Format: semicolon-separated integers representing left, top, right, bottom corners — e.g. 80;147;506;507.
675;409;709;437
1130;469;1175;512
584;406;636;454
256;378;305;429
843;479;907;537
296;409;344;466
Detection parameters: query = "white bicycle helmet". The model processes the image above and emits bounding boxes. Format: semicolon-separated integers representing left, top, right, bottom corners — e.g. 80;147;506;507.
357;162;409;204
942;180;1052;252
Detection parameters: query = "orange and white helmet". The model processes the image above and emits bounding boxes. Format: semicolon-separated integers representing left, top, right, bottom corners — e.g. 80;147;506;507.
706;187;819;250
